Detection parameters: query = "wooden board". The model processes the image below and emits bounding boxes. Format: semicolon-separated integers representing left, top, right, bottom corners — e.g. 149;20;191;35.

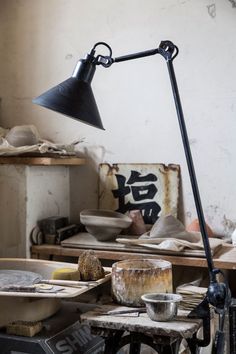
0;259;111;299
31;243;236;270
0;269;111;298
61;232;222;257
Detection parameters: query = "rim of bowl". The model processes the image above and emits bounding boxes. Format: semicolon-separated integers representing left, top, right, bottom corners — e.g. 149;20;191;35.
141;293;182;303
112;258;172;271
80;209;132;223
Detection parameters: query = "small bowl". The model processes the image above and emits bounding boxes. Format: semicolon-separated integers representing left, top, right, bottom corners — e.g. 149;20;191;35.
80;209;132;241
141;293;182;322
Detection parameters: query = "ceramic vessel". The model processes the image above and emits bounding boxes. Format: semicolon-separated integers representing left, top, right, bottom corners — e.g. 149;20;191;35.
80;209;132;241
112;258;172;307
186;219;214;237
6;125;39;147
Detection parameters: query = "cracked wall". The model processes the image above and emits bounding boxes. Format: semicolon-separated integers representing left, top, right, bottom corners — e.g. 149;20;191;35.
0;0;236;248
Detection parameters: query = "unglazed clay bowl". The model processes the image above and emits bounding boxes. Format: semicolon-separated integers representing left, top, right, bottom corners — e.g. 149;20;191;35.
141;293;182;321
80;209;132;242
112;259;173;307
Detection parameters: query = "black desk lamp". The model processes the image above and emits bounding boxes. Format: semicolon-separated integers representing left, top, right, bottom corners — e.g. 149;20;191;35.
33;40;230;353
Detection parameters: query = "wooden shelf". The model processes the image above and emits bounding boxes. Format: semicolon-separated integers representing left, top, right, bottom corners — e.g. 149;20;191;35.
0;156;86;166
31;243;236;270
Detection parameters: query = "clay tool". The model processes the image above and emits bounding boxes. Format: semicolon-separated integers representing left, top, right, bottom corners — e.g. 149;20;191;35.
101;308;146;316
39;279;98;287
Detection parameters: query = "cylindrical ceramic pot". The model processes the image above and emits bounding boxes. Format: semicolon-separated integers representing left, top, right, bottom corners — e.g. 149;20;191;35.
111;258;172;307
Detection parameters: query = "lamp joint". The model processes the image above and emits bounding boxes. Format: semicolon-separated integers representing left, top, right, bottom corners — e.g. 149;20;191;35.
158;40;179;61
95;55;114;67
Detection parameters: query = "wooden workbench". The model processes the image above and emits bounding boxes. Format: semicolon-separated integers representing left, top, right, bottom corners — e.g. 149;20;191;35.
80;304;204;353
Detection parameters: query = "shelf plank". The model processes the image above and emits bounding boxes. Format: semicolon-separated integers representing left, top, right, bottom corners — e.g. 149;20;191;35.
0;156;86;166
31;243;236;270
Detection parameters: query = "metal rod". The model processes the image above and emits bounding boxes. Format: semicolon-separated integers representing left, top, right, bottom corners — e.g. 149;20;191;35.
114;48;159;63
166;59;215;281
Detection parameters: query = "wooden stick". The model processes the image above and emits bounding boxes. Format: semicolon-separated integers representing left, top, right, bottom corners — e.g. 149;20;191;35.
40;279;97;287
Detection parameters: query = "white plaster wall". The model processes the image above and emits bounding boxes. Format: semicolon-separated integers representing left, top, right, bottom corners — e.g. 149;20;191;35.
0;166;26;257
26;166;70;257
0;0;236;239
0;165;70;257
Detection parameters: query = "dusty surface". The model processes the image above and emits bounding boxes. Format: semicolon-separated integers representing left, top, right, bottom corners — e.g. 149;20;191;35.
81;304;202;339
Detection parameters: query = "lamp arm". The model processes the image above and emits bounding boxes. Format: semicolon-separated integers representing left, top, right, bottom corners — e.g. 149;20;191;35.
165;57;216;280
94;47;159;67
93;40;178;67
94;41;217;282
159;45;231;354
162;51;230;313
113;48;159;63
163;55;231;353
95;39;229;297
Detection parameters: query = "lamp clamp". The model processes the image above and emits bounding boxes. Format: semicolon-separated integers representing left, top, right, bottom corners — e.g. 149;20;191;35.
207;269;230;311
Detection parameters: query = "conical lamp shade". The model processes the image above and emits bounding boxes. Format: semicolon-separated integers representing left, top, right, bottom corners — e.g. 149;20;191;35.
33;77;104;130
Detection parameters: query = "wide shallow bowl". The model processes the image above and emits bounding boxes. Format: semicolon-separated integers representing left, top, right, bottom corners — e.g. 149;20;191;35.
80;209;132;241
112;259;172;307
141;293;182;322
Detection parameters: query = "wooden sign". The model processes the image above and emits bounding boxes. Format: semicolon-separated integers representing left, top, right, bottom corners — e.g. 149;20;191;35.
99;163;180;224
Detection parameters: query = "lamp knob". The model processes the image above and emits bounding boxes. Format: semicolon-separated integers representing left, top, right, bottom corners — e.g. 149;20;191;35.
207;281;228;310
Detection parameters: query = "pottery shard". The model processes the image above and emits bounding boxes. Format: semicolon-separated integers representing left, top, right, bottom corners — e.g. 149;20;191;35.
78;250;105;281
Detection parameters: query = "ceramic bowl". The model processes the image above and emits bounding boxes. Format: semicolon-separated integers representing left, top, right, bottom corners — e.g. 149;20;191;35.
80;209;132;241
141;293;182;322
6;125;39;147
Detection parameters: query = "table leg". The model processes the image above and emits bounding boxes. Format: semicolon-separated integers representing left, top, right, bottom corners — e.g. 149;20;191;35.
104;330;124;354
156;340;181;354
129;341;141;354
129;333;141;354
187;337;199;354
103;332;184;354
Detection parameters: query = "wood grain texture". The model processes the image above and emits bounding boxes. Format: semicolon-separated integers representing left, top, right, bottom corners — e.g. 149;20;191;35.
62;233;222;257
0;156;86;166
